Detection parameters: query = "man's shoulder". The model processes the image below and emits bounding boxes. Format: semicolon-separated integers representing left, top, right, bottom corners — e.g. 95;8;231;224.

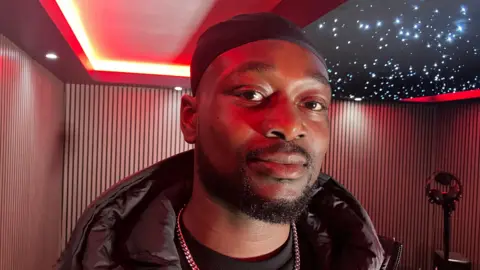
308;174;385;269
56;150;195;270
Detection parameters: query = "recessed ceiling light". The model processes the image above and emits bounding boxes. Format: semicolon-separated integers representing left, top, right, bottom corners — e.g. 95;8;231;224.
45;52;58;60
354;97;363;101
174;86;183;91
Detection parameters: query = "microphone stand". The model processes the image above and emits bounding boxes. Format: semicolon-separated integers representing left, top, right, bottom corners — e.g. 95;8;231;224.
442;199;455;261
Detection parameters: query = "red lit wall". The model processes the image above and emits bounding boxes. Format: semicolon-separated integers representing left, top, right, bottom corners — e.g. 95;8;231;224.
61;84;194;248
0;35;64;270
432;101;480;267
323;100;438;269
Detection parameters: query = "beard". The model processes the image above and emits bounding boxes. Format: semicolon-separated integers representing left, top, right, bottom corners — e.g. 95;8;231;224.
195;139;319;224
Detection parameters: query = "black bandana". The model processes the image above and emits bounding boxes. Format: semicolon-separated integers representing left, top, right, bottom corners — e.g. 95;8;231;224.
190;12;326;95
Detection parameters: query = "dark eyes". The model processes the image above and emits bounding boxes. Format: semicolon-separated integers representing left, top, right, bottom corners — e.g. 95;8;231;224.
235;90;327;112
237;90;264;102
303;101;326;111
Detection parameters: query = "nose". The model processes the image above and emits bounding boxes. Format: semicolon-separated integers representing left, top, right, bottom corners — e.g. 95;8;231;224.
262;101;306;141
266;127;305;141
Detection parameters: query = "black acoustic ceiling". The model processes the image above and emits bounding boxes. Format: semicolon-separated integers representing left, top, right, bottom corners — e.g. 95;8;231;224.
305;0;480;101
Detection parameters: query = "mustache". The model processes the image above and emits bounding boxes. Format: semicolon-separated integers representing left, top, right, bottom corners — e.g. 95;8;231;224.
245;141;313;166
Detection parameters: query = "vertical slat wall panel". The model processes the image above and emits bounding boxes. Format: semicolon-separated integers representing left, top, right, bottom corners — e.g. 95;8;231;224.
433;101;480;269
62;84;194;248
0;35;64;270
323;100;437;270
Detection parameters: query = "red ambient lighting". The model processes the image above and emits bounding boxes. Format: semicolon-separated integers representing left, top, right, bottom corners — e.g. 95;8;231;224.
41;0;190;77
402;89;480;102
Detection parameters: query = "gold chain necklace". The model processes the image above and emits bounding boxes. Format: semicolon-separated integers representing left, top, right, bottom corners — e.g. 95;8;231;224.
176;207;301;270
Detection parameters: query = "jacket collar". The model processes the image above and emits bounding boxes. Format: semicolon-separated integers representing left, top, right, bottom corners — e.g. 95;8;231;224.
57;149;383;270
121;149;332;267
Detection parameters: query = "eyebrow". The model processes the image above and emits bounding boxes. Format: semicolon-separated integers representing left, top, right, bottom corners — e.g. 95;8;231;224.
229;60;330;86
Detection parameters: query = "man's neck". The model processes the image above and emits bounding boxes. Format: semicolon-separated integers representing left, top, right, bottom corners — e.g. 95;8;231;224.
181;181;291;259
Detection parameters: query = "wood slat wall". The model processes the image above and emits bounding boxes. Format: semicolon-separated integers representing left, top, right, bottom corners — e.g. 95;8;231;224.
62;83;479;269
0;35;64;270
432;100;480;269
324;100;437;269
61;84;194;249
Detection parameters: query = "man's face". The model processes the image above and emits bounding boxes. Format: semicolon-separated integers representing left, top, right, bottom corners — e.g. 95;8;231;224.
181;40;331;224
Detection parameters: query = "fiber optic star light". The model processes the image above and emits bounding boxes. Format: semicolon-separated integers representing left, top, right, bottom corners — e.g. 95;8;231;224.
305;0;480;102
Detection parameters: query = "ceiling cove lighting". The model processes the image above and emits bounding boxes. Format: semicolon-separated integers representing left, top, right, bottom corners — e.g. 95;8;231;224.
54;0;190;77
402;89;480;102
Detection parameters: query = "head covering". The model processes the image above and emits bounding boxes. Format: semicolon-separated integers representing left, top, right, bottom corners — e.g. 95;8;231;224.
190;12;326;95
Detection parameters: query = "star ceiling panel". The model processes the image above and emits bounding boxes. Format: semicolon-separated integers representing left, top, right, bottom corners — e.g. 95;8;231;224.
304;0;480;101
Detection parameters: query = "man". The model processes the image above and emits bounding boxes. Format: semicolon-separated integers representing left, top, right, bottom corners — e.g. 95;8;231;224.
57;13;384;269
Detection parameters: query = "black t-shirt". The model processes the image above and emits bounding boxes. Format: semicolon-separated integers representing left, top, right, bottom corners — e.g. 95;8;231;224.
175;221;315;270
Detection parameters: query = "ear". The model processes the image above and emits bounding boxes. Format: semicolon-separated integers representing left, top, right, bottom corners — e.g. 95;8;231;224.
180;94;198;144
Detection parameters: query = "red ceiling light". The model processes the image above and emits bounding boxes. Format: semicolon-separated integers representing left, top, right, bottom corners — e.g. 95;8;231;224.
50;0;190;77
402;89;480;102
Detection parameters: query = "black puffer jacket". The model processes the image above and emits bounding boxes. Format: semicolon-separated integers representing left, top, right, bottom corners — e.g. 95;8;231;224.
56;150;384;269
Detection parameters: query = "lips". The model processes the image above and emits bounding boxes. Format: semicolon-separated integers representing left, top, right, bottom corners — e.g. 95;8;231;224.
247;152;308;179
